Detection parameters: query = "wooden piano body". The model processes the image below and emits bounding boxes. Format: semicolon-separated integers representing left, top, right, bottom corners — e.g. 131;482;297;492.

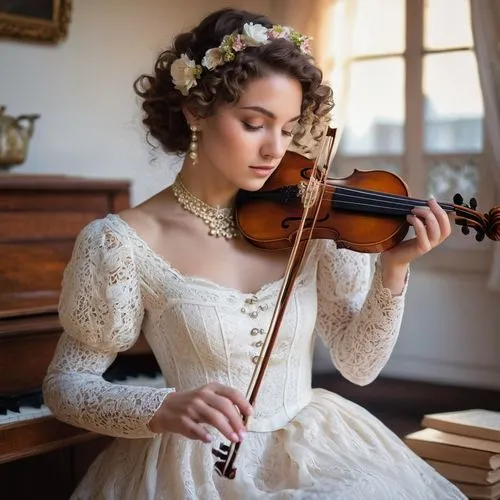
0;175;159;499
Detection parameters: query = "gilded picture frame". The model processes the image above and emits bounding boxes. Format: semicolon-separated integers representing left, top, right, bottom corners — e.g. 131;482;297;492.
0;0;72;43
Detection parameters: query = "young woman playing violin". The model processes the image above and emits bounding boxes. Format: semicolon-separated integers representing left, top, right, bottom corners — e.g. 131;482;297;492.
42;8;467;500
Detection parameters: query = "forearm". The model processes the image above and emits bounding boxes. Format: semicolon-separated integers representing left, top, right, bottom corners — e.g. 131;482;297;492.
42;333;174;439
43;370;173;439
324;264;407;385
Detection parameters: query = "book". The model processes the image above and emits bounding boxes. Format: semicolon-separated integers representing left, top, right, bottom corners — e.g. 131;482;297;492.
422;410;500;443
426;459;500;485
454;480;500;499
404;428;500;470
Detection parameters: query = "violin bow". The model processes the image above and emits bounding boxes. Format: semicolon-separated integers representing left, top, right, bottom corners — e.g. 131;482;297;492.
212;126;339;479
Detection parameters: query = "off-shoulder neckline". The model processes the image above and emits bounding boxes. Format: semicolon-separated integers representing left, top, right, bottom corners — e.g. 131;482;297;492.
104;213;316;298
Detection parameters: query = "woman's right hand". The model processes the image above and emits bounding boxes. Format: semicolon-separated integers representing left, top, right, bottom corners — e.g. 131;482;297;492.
148;383;253;444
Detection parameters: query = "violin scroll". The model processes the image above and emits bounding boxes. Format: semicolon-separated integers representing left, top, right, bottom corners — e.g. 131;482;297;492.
452;193;500;242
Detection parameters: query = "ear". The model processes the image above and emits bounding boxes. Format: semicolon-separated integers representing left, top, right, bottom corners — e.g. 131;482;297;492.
181;104;202;129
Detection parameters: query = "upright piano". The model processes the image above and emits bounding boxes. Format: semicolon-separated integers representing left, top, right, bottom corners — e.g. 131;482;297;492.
0;174;160;499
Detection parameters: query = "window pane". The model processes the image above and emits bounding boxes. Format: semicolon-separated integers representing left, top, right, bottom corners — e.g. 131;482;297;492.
427;157;484;250
340;58;405;155
424;0;473;49
427;158;479;201
351;0;405;56
423;52;483;153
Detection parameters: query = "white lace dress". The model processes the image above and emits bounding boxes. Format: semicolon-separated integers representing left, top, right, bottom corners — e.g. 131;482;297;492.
42;214;465;500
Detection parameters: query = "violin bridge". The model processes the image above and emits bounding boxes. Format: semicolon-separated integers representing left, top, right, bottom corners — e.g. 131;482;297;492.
298;178;320;209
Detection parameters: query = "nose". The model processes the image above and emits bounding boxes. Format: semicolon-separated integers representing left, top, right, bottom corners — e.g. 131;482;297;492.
260;129;288;161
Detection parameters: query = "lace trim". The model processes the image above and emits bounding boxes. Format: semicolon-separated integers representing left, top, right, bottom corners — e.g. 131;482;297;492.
315;241;407;385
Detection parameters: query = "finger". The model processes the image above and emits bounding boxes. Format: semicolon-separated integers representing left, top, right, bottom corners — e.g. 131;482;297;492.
205;392;247;440
407;214;432;254
411;207;441;246
181;416;213;443
212;384;253;418
428;198;452;240
192;398;241;443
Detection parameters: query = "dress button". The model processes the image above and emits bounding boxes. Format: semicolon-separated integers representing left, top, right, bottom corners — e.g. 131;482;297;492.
250;311;258;318
252;355;259;364
255;341;263;347
259;304;269;311
250;328;259;336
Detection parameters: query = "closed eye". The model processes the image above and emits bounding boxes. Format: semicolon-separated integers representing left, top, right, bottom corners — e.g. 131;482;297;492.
242;122;295;137
242;122;263;131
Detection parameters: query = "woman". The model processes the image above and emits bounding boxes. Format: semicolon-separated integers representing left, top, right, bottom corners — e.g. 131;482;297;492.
43;8;466;500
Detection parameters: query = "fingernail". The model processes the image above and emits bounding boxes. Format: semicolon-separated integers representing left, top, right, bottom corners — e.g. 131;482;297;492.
429;194;435;200
230;432;239;443
205;434;213;443
239;430;247;441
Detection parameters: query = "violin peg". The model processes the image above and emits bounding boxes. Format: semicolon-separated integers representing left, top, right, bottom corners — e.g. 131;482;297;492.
470;197;478;210
461;225;470;235
476;232;485;242
454;193;464;205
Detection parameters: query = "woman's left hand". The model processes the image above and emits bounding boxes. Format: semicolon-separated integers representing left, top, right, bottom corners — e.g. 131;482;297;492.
384;198;452;267
380;198;452;294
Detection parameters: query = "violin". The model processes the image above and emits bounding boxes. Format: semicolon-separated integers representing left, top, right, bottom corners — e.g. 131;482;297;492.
212;127;500;480
235;150;500;252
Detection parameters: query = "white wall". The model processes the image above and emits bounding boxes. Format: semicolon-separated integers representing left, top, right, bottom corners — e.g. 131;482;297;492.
2;0;499;390
0;0;273;204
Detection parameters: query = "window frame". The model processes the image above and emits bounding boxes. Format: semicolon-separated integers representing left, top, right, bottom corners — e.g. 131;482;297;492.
331;0;491;272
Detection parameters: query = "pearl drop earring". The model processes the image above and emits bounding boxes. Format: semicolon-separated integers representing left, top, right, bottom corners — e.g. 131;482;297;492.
188;124;199;165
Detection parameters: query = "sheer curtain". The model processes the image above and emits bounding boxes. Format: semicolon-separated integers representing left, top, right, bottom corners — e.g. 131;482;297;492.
470;0;500;291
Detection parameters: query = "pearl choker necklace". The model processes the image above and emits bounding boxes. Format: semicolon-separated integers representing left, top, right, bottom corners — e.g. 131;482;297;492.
172;175;239;239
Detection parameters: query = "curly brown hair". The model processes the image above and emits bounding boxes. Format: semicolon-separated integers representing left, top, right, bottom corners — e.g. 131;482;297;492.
133;8;334;155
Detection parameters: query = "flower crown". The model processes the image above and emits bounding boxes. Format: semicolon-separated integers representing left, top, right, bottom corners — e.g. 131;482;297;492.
170;22;313;96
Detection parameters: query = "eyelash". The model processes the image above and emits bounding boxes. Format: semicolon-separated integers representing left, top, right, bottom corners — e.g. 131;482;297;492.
242;122;294;137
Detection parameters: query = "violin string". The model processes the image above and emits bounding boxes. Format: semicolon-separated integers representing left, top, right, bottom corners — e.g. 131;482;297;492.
316;185;456;215
308;184;482;224
327;184;455;208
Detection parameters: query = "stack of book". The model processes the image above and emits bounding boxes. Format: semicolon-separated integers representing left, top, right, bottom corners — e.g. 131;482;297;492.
405;409;500;499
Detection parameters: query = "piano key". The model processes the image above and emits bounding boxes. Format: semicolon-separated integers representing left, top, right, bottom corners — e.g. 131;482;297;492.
0;405;52;427
0;373;166;428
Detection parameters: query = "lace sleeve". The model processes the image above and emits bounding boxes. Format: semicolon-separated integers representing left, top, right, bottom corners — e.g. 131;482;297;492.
42;219;173;439
315;240;408;386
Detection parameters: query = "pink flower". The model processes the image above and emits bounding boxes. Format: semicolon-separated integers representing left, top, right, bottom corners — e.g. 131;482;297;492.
300;38;313;55
232;34;247;52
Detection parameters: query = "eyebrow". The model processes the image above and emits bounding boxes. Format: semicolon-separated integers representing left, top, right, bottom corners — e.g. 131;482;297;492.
239;105;301;123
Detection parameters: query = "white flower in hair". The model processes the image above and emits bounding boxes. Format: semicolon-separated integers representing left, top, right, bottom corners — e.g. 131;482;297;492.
201;48;224;70
242;22;269;46
170;53;202;96
170;24;313;95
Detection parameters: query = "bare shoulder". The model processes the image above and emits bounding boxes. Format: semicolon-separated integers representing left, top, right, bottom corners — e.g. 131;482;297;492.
118;188;177;245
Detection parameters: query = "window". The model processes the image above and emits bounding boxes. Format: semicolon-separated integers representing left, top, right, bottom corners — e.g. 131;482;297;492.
328;0;491;270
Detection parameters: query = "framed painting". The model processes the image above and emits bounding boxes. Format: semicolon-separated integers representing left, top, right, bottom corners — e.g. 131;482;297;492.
0;0;72;43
